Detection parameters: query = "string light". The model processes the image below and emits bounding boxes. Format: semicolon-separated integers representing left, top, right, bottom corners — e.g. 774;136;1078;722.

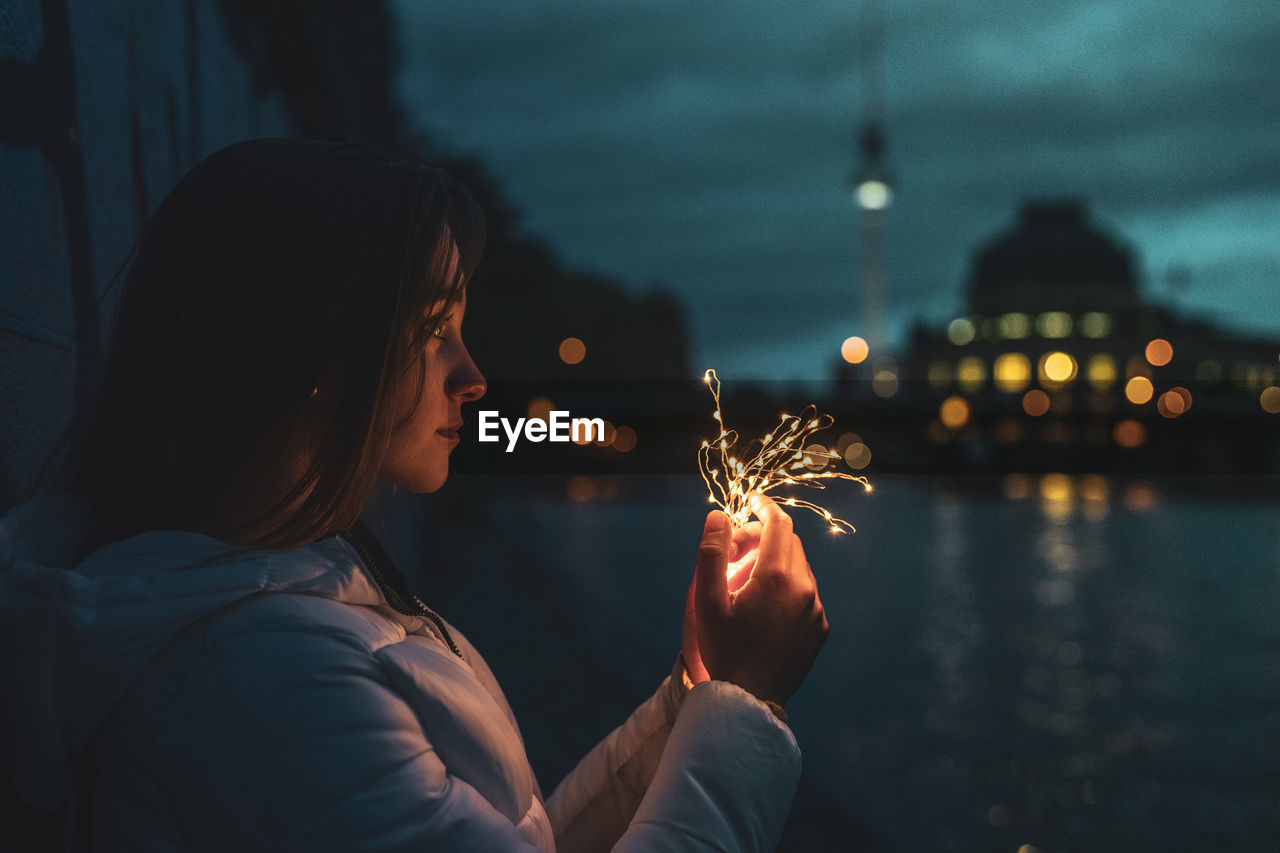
697;369;872;534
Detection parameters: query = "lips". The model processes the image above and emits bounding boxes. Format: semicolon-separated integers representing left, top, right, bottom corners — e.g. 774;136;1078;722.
436;421;463;442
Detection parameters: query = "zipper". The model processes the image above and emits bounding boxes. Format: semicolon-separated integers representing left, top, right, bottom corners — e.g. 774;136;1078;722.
342;521;464;660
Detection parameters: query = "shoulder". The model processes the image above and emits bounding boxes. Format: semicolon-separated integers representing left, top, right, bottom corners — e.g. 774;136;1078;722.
197;590;407;657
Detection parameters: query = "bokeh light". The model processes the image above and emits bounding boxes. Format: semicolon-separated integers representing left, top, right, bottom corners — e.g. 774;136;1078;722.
926;360;952;390
1113;419;1146;449
844;442;871;469
558;337;586;364
1022;389;1051;416
1036;311;1073;338
1003;473;1032;500
1261;386;1280;414
1124;376;1154;405
611;426;637;452
1144;338;1173;367
1038;351;1078;388
939;396;971;430
1078;312;1112;338
1086;354;1117;391
957;356;986;392
1039;473;1075;519
872;370;899;397
841;335;869;364
994;352;1032;392
526;397;555;421
947;318;976;346
998;313;1030;339
567;476;596;502
1124;481;1160;512
855;179;891;210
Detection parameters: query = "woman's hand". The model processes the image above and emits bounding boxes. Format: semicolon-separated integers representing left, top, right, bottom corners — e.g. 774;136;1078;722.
681;495;829;707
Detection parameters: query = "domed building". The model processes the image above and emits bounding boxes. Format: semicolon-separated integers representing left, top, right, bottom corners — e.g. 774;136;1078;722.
843;199;1280;475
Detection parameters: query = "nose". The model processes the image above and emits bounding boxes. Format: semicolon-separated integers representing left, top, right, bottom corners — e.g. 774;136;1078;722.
448;346;486;403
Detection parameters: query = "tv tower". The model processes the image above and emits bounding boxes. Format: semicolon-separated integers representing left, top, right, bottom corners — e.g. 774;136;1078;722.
850;0;893;355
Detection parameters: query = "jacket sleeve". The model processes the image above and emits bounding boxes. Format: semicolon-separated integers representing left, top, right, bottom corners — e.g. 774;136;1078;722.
149;626;546;852
549;658;801;853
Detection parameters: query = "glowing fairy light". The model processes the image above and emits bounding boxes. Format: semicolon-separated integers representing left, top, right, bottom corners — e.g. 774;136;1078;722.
698;369;872;534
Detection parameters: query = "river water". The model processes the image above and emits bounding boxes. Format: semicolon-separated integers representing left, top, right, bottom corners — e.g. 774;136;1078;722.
407;474;1280;851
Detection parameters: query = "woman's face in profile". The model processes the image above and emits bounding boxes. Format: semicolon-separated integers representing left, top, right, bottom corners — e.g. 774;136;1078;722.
380;289;486;493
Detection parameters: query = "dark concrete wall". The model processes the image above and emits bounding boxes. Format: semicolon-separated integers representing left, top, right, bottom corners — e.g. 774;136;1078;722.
1;0;413;511
0;0;296;510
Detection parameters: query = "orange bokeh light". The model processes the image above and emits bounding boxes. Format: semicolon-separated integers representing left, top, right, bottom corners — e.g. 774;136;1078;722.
611;426;637;453
939;396;971;430
1022;389;1051;416
1124;376;1154;405
1259;386;1280;414
526;397;555;421
841;336;869;364
1144;338;1173;367
559;337;586;364
1113;419;1146;449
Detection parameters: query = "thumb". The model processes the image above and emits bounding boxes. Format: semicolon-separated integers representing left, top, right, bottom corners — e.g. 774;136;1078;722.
695;511;731;622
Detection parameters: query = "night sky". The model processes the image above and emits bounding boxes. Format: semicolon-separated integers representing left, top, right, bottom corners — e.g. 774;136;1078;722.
394;1;1280;379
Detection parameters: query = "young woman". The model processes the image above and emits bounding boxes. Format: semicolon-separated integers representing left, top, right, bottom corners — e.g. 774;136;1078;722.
0;139;829;852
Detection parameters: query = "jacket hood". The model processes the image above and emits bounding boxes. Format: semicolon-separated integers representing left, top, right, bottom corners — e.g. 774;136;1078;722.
0;492;385;811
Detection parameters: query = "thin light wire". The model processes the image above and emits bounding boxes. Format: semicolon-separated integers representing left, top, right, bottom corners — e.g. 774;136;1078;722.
697;369;872;534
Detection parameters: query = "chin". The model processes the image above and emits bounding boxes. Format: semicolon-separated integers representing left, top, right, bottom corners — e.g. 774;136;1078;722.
384;465;449;494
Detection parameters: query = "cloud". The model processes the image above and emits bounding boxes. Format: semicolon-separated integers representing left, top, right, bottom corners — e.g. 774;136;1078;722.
393;0;1280;377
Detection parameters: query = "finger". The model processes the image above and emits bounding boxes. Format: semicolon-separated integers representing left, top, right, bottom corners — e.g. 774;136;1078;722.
751;494;793;581
792;534;817;590
729;521;762;562
694;511;732;621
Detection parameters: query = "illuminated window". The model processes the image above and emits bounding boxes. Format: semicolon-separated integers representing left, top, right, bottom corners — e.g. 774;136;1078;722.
1144;338;1173;367
956;357;986;392
1078;312;1112;338
841;336;869;364
998;313;1030;339
947;318;976;346
1124;376;1154;405
1038;351;1078;389
1036;312;1073;338
1086;354;1118;391
993;352;1032;393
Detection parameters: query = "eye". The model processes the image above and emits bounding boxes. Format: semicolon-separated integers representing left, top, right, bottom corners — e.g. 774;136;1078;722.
430;312;455;341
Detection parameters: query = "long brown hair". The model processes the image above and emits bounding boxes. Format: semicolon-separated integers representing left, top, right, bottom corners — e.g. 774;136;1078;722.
57;139;485;550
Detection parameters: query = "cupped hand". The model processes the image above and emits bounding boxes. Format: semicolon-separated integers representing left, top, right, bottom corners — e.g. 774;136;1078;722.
681;495;829;707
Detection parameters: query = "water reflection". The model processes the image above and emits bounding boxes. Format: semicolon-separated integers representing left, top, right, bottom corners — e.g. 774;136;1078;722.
417;474;1280;849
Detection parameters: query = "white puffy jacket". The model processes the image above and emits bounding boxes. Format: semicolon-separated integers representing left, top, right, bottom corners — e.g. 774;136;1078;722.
0;494;801;851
